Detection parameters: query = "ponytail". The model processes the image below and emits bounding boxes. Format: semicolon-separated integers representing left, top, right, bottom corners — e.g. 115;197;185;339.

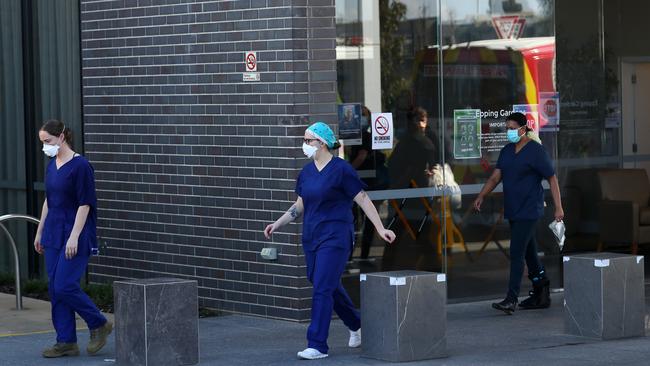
40;119;74;148
526;130;542;144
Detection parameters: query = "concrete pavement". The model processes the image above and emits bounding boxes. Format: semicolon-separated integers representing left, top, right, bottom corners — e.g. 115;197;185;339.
0;292;649;366
0;293;113;339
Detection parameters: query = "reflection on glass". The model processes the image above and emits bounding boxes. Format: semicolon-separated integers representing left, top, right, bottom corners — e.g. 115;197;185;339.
337;1;447;305
436;0;557;300
336;0;562;303
338;0;650;304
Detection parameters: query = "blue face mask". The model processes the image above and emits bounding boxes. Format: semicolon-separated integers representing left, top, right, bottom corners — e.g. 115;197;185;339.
507;128;522;143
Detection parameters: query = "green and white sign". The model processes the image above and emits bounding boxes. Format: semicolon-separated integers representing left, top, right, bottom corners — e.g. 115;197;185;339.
453;109;482;159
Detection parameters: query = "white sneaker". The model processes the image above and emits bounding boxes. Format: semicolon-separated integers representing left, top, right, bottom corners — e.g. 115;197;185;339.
348;328;361;348
297;348;328;360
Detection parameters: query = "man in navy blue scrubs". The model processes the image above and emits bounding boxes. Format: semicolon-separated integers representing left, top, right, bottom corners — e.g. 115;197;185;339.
264;122;396;359
473;112;564;314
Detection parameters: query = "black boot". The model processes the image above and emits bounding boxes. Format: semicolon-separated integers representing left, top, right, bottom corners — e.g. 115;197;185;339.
492;297;518;315
519;277;551;309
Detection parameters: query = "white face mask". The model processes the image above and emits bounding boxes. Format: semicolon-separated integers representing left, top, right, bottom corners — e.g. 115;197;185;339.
42;144;60;158
302;143;318;158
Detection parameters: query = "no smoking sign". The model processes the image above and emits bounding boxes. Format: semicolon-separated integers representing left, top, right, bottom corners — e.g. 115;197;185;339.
374;116;389;135
245;51;257;72
371;113;393;150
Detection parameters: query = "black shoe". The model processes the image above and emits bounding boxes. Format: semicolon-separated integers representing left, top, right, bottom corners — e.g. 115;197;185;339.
492;298;517;315
519;278;551;310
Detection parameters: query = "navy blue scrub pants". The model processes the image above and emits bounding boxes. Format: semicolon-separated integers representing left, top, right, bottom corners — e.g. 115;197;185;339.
304;244;361;354
507;220;545;301
45;247;107;343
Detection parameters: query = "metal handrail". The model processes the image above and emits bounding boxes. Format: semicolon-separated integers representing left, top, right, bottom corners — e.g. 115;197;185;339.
0;214;40;310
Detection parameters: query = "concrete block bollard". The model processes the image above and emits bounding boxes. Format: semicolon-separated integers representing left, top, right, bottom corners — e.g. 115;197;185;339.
113;278;199;366
563;253;645;339
360;270;447;362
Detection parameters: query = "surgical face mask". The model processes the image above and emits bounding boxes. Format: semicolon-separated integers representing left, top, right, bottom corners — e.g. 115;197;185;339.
506;128;523;143
42;144;60;157
302;143;318;158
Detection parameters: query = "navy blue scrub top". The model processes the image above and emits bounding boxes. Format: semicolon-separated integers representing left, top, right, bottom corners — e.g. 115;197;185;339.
295;157;366;251
41;155;98;256
496;141;555;221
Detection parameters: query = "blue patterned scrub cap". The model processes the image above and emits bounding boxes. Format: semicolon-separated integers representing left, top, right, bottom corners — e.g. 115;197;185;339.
306;122;337;148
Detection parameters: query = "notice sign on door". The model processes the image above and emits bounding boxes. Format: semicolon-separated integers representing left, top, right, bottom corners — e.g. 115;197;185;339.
539;92;560;131
338;103;362;146
371;113;393;150
453;109;481;159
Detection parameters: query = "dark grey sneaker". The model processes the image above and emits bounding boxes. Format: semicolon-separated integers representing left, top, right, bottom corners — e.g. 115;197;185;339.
42;342;80;358
87;320;113;355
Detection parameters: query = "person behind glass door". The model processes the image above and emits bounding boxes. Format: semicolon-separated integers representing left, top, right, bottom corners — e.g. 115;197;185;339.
382;107;437;271
348;106;388;266
387;107;437;189
472;112;564;314
423;110;452;171
34;120;113;358
263;122;396;360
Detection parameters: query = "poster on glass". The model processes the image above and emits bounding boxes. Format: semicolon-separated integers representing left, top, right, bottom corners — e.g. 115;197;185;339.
453;109;482;159
338;103;362;145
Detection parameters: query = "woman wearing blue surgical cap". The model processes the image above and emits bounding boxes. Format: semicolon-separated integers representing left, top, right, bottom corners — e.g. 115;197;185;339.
264;122;396;360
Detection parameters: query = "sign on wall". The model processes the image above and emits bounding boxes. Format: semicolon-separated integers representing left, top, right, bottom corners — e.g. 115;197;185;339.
245;51;257;71
243;51;259;82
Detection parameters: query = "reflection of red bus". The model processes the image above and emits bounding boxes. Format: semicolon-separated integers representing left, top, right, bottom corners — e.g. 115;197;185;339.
412;37;556;129
411;37;556;182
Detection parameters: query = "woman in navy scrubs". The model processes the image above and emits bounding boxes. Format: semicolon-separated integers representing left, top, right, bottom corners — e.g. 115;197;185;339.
473;112;563;315
34;120;113;358
264;122;396;360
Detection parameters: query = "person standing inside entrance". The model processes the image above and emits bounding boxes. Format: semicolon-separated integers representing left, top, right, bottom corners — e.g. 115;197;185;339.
33;119;113;358
473;112;563;314
264;122;396;360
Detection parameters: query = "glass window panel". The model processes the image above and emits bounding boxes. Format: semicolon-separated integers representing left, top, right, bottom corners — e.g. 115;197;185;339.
439;0;558;299
339;0;650;303
337;0;445;305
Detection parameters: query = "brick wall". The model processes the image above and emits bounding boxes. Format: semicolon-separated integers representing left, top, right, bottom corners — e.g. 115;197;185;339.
80;0;336;321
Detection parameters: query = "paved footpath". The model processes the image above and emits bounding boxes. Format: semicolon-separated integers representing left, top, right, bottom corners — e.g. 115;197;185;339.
1;292;649;366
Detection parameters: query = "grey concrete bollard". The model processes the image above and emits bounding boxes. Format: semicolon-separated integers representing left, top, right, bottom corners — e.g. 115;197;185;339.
113;278;199;366
360;270;447;362
563;253;645;340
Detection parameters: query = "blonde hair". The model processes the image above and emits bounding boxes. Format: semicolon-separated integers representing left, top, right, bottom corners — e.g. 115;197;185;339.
527;131;542;144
